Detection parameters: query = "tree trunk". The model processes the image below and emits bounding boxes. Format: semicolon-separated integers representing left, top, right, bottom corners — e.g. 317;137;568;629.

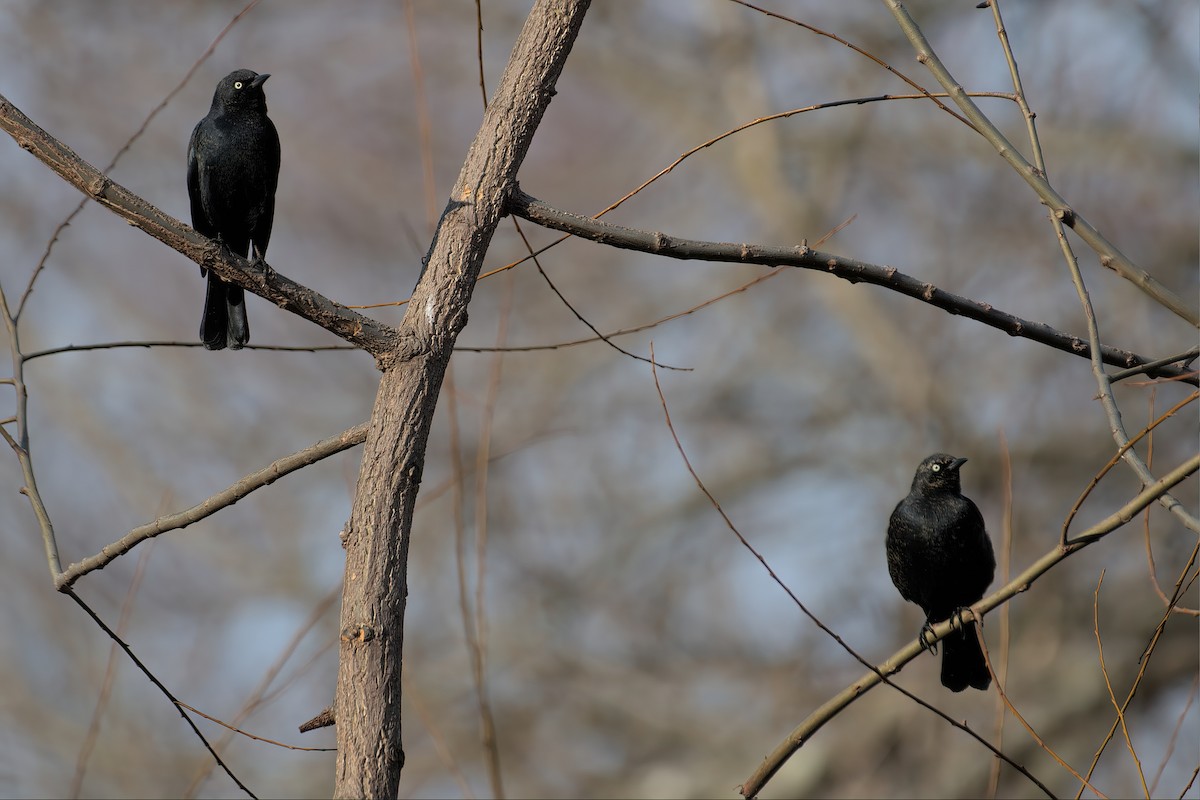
332;1;591;796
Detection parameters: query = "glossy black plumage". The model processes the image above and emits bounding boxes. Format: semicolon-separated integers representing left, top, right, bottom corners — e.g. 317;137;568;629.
886;454;996;692
187;69;280;350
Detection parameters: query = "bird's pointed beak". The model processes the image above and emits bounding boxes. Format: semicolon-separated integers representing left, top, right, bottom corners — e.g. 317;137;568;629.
950;457;968;471
251;73;271;89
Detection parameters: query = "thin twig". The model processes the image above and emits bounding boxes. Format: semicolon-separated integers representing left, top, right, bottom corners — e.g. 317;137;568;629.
56;422;368;589
70;542;156;798
1180;767;1200;800
175;701;334;753
184;587;341;795
1061;392;1198;545
403;671;476;799
740;453;1198;798
591;93;1000;221
403;0;439;229
1077;559;1200;798
1149;672;1198;796
726;0;976;127
976;624;1103;798
470;245;513;800
1093;572;1149;797
65;590;256;798
515;218;686;371
1108;348;1199;384
458;269;784;353
0;286;60;578
988;430;1016;799
883;0;1198;324
23;340;357;361
474;0;489;108
649;345;1054;800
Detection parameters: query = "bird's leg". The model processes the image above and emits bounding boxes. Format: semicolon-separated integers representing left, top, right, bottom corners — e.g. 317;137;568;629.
950;606;974;632
214;234;237;264
251;244;275;280
199;233;229;277
919;620;939;655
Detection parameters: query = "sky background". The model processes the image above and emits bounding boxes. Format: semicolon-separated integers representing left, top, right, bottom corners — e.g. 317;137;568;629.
0;2;1196;798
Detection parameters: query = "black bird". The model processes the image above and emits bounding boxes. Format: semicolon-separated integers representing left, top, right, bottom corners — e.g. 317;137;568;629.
886;454;996;692
187;69;280;350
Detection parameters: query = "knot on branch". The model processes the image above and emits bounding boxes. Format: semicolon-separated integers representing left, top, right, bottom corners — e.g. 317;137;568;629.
86;174;111;199
1054;206;1077;226
340;624;376;645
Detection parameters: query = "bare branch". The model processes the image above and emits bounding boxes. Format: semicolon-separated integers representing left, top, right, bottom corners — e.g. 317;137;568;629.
65;590;257;798
56;423;368;590
508;190;1198;385
1079;561;1199;797
977;622;1104;798
649;344;1055;799
0;286;60;578
882;0;1199;325
1093;572;1149;795
0;95;399;359
1062;393;1199;545
1109;349;1200;384
70;543;156;797
740;452;1199;797
185;587;341;792
24;340;358;361
17;1;261;320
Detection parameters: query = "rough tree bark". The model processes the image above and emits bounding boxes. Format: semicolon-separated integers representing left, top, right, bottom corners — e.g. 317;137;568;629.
332;1;591;796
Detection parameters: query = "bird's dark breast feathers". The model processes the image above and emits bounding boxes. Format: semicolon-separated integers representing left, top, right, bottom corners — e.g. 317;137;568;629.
190;117;277;247
886;493;993;616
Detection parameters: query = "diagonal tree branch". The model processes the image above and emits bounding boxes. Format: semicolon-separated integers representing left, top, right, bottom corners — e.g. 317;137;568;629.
66;589;257;798
881;0;1198;326
0;96;399;359
507;190;1198;386
55;422;369;591
740;452;1200;798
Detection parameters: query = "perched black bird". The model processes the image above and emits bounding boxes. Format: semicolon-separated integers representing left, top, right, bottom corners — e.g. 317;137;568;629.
886;454;996;692
187;69;280;350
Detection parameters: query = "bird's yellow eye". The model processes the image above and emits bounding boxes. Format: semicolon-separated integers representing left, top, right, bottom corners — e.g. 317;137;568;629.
931;464;941;472
234;81;244;90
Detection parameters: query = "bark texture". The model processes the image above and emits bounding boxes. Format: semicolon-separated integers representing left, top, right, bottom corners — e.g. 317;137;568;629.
332;1;592;796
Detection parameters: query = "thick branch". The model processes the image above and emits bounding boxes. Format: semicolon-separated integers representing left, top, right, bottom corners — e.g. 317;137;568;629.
332;2;591;797
508;190;1197;386
0;96;399;359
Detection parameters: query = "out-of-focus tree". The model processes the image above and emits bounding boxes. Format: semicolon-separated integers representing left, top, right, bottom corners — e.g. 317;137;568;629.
0;1;1194;798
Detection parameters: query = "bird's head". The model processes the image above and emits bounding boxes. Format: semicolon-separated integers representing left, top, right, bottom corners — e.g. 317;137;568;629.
911;453;968;494
212;69;271;112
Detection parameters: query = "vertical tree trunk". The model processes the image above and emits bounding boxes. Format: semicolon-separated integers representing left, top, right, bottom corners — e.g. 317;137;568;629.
332;1;591;796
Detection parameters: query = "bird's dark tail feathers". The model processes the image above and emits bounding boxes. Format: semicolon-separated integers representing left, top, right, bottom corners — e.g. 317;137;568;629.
940;623;991;692
200;272;249;351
